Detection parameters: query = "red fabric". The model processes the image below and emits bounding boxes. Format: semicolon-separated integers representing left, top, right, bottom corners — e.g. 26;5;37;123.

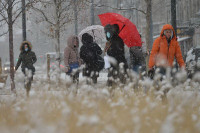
98;12;142;47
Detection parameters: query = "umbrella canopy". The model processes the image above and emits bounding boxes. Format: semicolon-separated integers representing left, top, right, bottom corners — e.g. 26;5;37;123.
78;25;106;44
98;12;142;47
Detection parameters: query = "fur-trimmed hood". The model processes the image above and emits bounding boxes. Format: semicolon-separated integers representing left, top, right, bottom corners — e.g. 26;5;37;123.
20;41;32;52
67;35;79;49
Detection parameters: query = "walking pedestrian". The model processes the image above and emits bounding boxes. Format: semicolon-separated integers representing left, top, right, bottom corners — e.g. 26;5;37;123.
64;35;82;83
15;41;37;97
80;33;104;84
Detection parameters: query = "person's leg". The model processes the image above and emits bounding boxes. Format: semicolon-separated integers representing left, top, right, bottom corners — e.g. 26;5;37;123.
22;68;28;89
22;68;31;97
156;67;166;81
73;72;79;83
107;66;119;86
70;74;73;81
107;67;113;86
26;81;31;97
92;76;97;84
160;67;166;79
26;69;34;97
119;66;127;84
92;71;98;84
85;69;91;85
133;65;140;73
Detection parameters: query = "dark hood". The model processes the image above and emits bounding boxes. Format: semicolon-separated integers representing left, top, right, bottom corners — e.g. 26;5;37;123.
104;24;119;41
81;33;93;45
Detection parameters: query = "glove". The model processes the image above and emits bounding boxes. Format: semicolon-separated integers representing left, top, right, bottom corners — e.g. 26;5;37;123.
148;68;155;79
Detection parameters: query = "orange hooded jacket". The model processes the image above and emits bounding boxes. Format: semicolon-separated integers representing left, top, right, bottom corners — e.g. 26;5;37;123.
148;24;185;69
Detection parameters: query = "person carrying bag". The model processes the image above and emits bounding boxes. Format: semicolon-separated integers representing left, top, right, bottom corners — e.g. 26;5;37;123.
80;33;104;84
64;35;82;83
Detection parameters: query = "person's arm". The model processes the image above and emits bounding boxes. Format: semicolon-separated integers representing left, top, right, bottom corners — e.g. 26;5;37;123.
64;47;70;67
93;43;102;55
148;38;160;69
15;53;22;71
129;49;133;68
104;41;110;55
175;42;185;68
32;52;37;64
77;49;83;65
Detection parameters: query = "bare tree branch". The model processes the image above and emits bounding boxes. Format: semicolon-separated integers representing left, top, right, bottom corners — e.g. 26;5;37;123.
31;6;54;25
0;11;8;24
1;1;8;10
0;30;8;37
12;9;22;23
12;0;21;8
92;3;146;15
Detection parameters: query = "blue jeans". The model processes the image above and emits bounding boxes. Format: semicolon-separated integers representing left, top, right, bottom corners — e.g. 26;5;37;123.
132;65;141;73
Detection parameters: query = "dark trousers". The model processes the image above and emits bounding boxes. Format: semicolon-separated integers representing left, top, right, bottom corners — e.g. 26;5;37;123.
22;68;34;96
82;68;99;84
66;72;79;83
107;66;127;86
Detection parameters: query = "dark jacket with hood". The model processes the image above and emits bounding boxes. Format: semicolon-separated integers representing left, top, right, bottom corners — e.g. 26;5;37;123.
80;33;103;72
104;24;128;69
15;41;37;73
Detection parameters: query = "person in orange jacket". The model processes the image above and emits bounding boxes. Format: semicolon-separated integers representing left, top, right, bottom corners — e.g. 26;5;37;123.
148;24;185;78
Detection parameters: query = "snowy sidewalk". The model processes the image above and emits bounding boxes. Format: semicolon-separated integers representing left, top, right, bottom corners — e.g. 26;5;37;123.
0;71;108;96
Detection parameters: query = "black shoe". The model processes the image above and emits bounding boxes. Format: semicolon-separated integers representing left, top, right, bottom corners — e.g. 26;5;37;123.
92;77;97;84
107;80;112;86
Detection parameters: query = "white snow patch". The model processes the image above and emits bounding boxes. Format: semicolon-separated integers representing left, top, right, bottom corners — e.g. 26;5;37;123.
77;115;100;126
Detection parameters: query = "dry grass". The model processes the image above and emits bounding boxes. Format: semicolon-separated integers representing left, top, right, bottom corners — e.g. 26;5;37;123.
0;83;200;133
0;70;200;133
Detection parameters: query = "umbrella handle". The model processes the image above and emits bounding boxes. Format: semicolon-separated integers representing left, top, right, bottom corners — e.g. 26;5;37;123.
118;17;130;34
119;24;125;34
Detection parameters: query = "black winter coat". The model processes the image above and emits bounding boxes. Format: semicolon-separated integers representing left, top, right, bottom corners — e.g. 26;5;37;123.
80;33;104;77
107;35;128;69
15;51;37;73
80;42;102;71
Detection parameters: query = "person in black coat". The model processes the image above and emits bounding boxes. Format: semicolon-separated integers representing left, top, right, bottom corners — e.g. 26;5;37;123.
15;41;37;96
104;24;128;86
80;33;104;84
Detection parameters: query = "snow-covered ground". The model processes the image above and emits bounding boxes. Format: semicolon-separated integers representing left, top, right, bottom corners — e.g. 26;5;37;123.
0;68;200;133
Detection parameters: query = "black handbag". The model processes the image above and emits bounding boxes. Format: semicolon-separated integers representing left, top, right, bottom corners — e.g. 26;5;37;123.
94;55;104;71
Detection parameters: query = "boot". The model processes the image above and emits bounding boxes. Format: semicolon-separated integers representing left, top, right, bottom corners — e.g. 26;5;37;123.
26;81;31;97
107;79;112;86
92;76;97;84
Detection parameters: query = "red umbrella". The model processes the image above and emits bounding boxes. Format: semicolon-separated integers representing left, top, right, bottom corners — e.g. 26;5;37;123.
98;12;142;47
